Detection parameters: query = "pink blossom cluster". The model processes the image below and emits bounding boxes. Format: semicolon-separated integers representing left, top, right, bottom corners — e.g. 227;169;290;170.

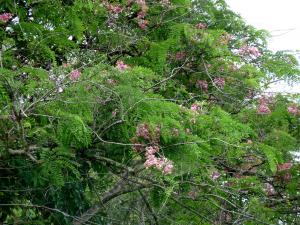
136;9;148;30
239;45;261;58
287;105;298;115
277;162;293;172
134;0;149;30
138;19;149;30
136;123;150;139
213;77;225;89
175;51;186;61
257;96;271;114
144;146;174;175
0;13;13;23
190;103;201;112
107;4;123;14
195;22;207;29
116;60;129;71
257;104;271;114
137;10;146;19
196;80;208;91
70;69;81;80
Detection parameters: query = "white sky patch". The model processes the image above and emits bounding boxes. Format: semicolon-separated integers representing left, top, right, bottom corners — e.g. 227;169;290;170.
226;0;300;52
226;0;300;93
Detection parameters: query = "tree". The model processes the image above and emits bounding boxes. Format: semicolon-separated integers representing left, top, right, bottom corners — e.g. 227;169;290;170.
0;0;299;224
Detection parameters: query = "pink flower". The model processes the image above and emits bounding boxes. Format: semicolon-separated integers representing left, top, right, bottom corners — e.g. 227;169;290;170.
163;160;174;175
195;22;207;29
287;105;298;115
175;51;186;61
196;80;208;91
70;69;81;80
138;19;149;30
277;162;293;172
0;13;13;23
248;46;261;57
213;77;225;89
116;60;128;71
259;96;273;105
145;146;159;156
137;10;146;19
107;4;123;14
144;154;158;168
112;109;117;117
239;45;261;57
257;104;271;114
155;157;165;169
136;123;150;139
190;103;200;112
142;144;174;175
211;171;221;181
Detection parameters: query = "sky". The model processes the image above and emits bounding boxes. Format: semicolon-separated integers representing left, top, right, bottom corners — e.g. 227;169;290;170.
226;0;300;93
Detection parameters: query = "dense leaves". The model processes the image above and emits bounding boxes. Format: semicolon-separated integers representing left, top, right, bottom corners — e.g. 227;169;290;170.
0;0;299;224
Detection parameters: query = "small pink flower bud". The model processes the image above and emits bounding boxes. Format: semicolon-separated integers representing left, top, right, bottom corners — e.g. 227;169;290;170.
195;22;207;29
70;69;81;80
0;13;13;23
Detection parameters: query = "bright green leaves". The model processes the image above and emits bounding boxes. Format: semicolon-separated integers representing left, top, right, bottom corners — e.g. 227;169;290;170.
57;114;92;149
144;39;174;73
0;0;299;224
262;51;300;82
195;107;253;144
260;144;278;174
118;66;156;89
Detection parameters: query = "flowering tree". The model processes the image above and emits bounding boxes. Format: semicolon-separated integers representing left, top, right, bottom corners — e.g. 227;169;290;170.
0;0;299;224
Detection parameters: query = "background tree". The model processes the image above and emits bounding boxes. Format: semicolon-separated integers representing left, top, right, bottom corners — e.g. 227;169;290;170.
0;0;299;224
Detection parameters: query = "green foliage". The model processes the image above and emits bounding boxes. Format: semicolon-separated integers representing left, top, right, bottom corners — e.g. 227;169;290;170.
0;0;299;224
57;114;92;149
260;144;279;174
39;147;80;187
